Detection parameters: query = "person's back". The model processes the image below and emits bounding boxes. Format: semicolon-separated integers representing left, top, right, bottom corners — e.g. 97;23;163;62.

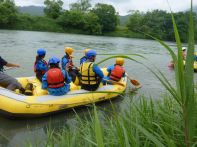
42;57;71;96
80;50;103;91
34;48;48;81
103;58;125;84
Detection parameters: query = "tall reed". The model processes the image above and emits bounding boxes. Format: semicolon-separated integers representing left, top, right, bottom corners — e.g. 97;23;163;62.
151;1;196;146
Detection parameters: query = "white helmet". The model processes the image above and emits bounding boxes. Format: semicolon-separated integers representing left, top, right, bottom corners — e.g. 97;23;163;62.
182;47;187;51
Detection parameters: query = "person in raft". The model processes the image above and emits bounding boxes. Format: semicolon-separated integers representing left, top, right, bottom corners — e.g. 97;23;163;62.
61;47;79;82
79;50;104;91
103;58;125;85
34;48;48;81
42;57;71;96
182;47;187;60
194;52;197;61
168;47;187;68
0;56;25;93
80;48;90;65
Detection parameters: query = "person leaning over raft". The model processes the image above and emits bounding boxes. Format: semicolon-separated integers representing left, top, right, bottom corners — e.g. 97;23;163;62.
103;58;125;84
0;56;25;93
42;57;71;96
34;48;48;81
80;50;104;91
80;48;90;65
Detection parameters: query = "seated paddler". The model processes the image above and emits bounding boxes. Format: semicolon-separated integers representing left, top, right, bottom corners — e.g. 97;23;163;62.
79;50;104;91
103;58;125;85
42;56;71;96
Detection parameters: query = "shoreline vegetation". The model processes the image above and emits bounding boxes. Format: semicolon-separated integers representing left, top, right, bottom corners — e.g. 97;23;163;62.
0;0;197;42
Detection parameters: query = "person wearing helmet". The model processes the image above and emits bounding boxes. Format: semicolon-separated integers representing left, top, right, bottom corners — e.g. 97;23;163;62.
61;47;74;70
42;56;71;96
0;56;25;93
168;47;187;69
182;47;187;60
34;48;48;81
103;58;125;84
80;48;90;64
79;50;104;91
61;47;79;83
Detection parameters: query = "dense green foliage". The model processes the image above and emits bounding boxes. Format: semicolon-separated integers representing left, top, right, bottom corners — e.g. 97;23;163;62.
91;3;118;32
0;0;18;28
44;0;63;19
69;0;91;12
127;10;197;42
0;0;197;42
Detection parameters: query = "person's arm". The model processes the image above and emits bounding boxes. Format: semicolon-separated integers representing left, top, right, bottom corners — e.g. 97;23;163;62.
93;65;104;78
61;57;68;70
42;73;48;89
6;63;20;68
62;70;72;84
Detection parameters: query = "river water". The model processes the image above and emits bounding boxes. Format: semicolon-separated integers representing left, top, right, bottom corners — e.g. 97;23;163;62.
0;30;196;146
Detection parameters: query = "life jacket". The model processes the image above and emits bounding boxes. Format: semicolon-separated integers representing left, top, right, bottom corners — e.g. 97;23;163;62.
109;65;125;81
34;58;48;75
80;62;97;85
47;68;65;88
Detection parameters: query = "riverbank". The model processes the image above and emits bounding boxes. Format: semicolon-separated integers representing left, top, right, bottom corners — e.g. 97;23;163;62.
13;15;145;40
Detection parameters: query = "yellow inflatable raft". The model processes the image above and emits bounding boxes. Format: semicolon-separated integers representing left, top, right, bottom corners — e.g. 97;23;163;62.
0;69;127;117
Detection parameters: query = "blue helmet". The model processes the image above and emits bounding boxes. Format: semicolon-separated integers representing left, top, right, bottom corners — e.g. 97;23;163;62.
37;48;46;56
86;50;97;59
48;56;60;64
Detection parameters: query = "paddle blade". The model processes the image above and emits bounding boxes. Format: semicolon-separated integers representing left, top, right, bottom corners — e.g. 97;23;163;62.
130;79;140;86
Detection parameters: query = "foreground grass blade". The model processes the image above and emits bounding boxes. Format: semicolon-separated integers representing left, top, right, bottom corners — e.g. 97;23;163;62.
94;105;104;147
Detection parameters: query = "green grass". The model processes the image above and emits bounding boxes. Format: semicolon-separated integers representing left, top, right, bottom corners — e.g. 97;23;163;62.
25;95;186;147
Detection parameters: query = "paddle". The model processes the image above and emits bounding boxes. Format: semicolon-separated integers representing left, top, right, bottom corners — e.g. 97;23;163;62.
126;74;142;89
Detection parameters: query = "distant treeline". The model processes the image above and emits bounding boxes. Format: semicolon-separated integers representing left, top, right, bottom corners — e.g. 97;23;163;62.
0;0;196;42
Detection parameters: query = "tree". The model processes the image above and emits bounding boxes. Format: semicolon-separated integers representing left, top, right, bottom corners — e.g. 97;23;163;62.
83;12;101;34
57;10;85;29
44;0;63;19
69;0;91;12
92;3;118;33
127;10;143;31
0;0;18;28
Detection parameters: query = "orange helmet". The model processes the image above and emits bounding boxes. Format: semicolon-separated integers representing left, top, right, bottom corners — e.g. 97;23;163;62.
116;58;124;66
65;47;74;56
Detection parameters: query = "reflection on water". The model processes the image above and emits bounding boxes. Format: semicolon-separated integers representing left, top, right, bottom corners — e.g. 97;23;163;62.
0;30;197;146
